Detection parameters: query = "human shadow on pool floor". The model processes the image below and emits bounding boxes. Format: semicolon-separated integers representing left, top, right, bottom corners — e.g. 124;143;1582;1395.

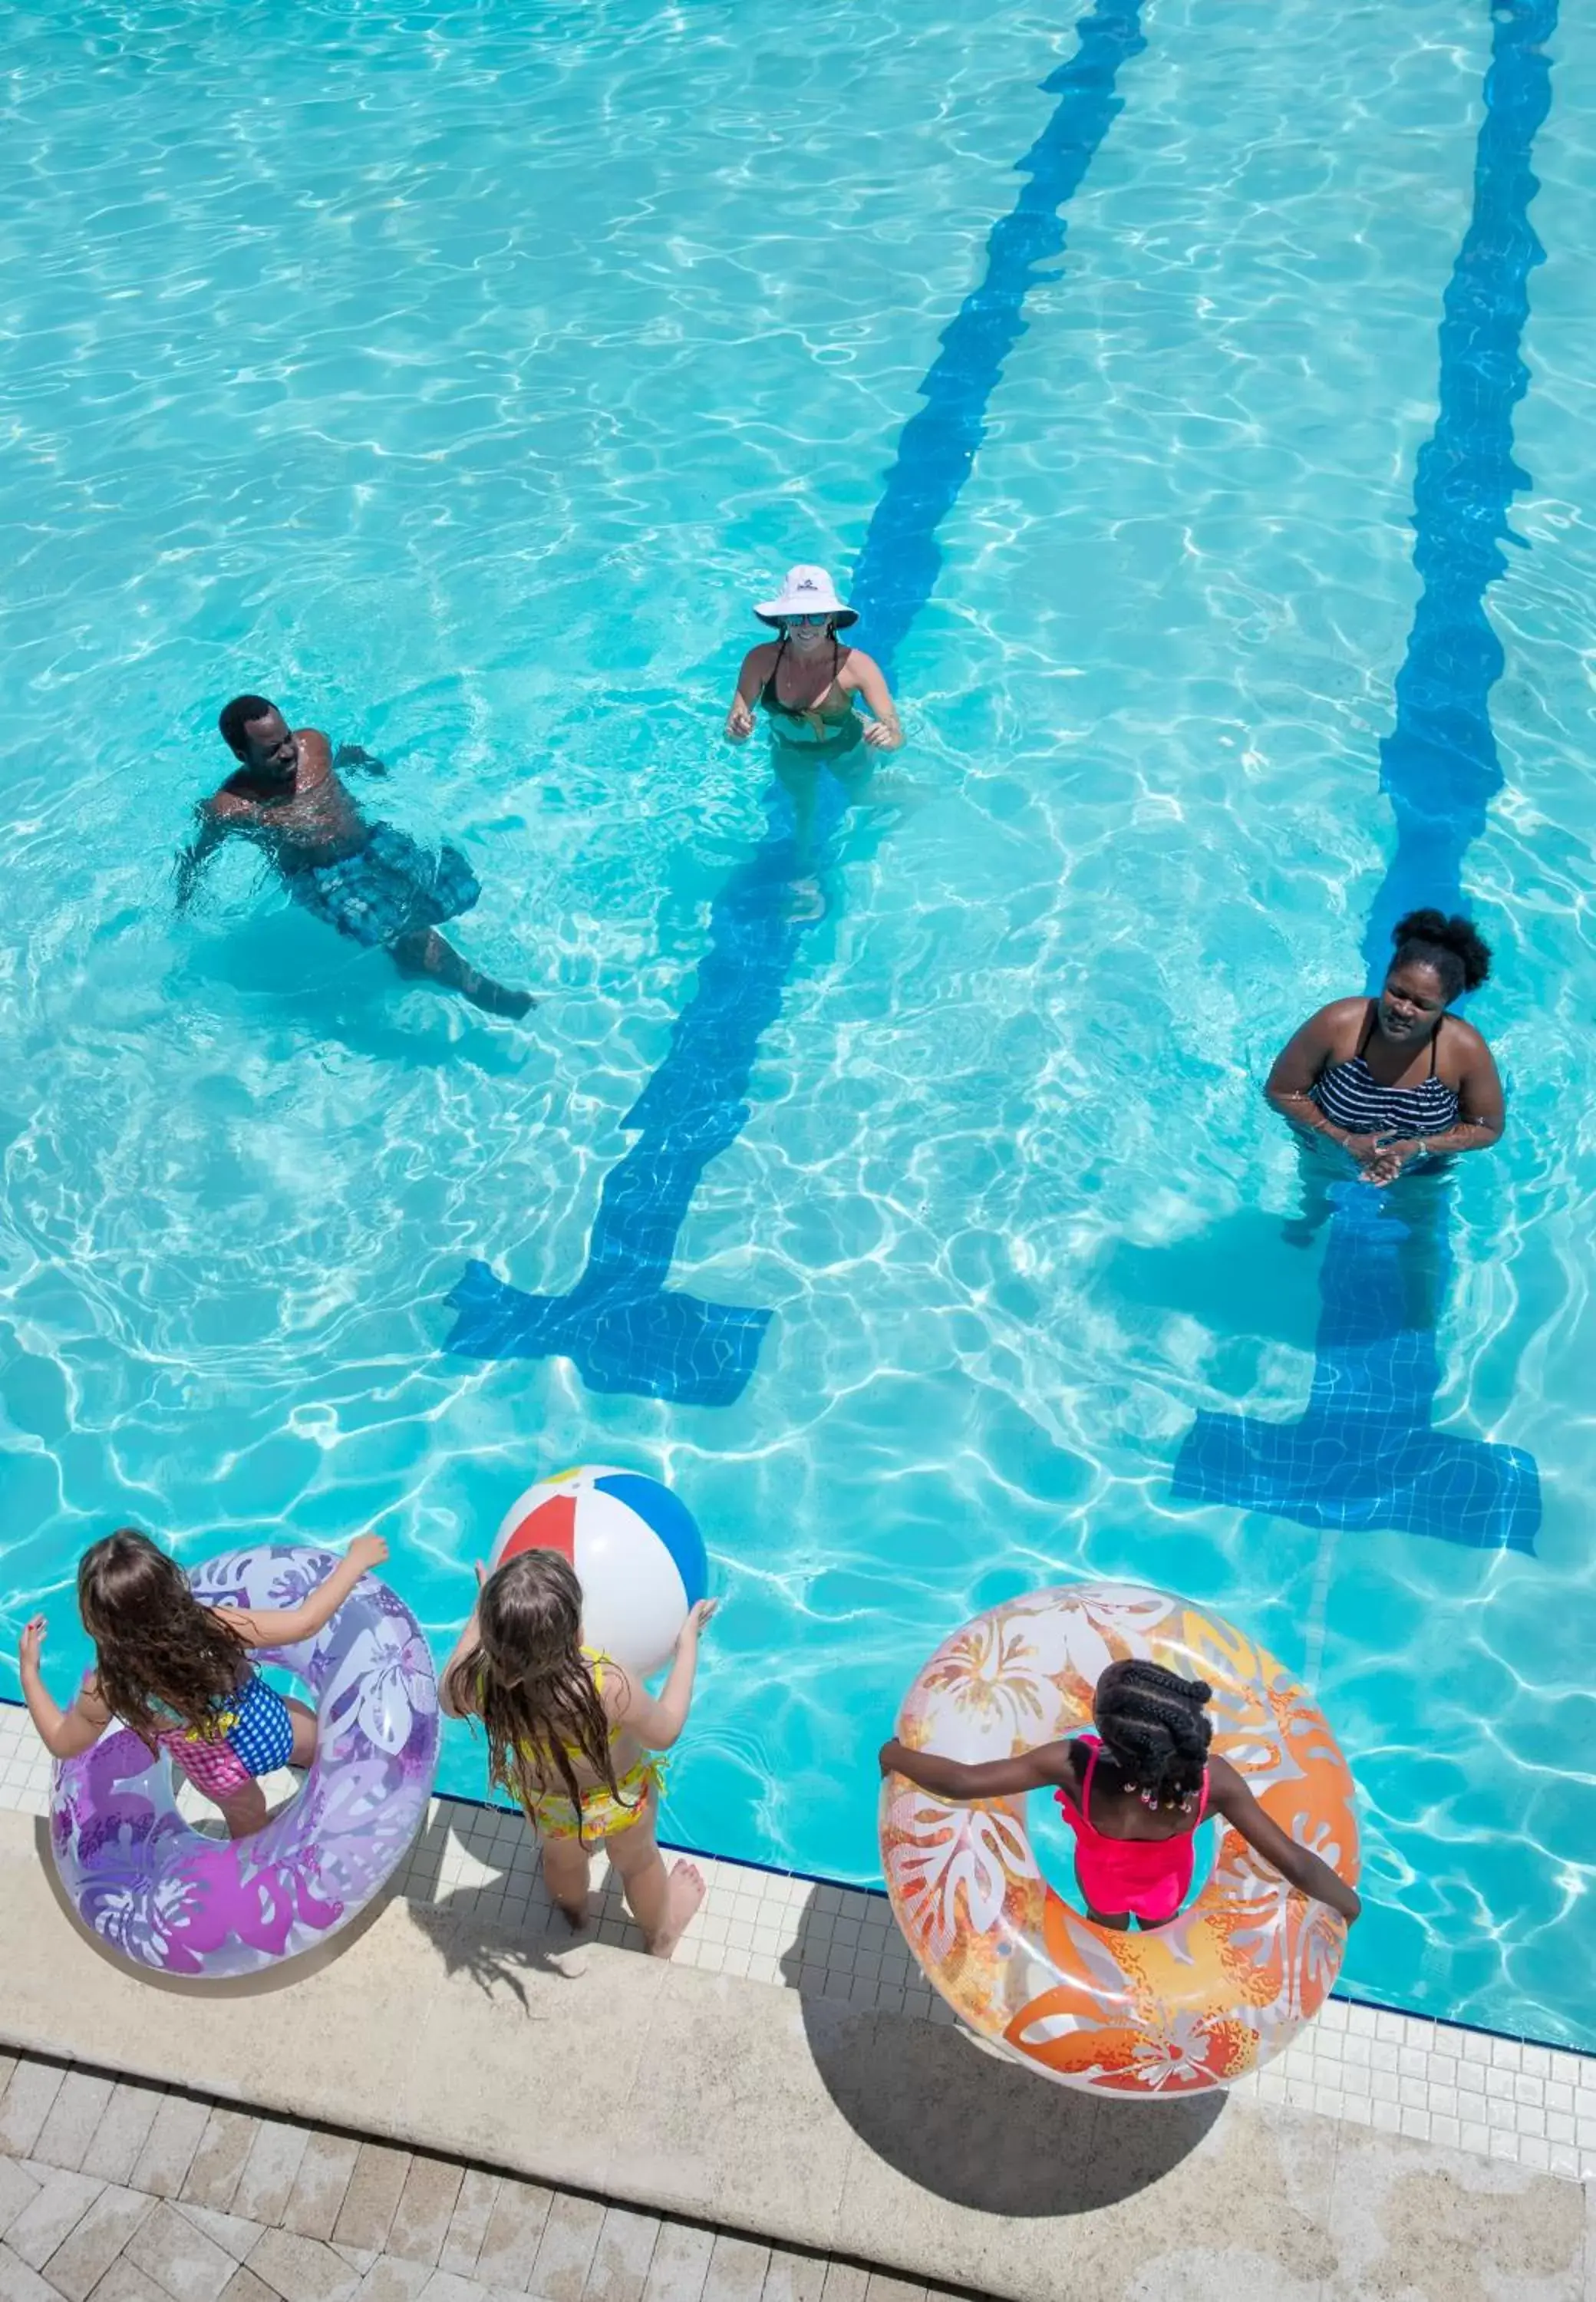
782;1895;1223;2215
173;912;538;1078
1096;1206;1325;1356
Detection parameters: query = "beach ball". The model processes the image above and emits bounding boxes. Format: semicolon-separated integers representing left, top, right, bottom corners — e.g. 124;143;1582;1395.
490;1465;709;1674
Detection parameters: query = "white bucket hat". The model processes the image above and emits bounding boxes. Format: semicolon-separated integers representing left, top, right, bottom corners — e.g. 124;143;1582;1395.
753;564;858;630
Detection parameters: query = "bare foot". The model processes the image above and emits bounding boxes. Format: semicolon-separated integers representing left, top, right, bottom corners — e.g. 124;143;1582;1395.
645;1861;705;1958
466;978;536;1020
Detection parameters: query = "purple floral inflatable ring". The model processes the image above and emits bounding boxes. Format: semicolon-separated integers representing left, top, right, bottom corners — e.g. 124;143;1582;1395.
49;1544;440;1980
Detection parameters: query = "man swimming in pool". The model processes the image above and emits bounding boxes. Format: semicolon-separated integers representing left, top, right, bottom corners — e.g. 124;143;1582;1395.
176;695;534;1018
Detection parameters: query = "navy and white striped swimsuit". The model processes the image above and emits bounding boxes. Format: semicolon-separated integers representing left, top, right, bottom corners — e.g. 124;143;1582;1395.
1309;1002;1459;1139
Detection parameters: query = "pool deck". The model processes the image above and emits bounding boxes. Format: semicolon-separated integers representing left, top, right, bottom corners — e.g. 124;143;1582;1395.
0;2046;978;2302
2;1713;1593;2300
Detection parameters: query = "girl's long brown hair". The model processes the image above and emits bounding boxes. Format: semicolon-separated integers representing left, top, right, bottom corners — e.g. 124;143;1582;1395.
78;1529;249;1748
444;1550;635;1837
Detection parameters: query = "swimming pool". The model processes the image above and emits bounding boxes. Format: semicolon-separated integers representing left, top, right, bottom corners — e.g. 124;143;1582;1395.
2;0;1594;2052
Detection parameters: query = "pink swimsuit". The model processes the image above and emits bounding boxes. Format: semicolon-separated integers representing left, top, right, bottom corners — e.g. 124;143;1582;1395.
1054;1733;1208;1925
151;1671;295;1798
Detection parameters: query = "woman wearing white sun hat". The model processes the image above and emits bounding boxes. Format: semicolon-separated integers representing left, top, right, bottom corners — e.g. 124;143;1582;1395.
724;566;903;909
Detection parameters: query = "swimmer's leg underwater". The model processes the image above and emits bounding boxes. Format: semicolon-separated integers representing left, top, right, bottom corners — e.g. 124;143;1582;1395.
389;926;534;1017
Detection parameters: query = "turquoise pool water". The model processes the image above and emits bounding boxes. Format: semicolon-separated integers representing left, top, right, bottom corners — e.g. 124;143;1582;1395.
3;0;1594;2050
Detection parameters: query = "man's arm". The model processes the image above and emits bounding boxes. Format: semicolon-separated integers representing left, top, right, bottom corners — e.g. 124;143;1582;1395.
332;743;387;777
174;804;229;911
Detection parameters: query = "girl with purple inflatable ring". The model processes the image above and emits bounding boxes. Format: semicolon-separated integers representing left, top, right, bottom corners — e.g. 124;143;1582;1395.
20;1532;439;1979
22;1530;385;1835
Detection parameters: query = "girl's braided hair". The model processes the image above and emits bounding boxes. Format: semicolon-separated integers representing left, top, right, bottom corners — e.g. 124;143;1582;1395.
1093;1658;1214;1809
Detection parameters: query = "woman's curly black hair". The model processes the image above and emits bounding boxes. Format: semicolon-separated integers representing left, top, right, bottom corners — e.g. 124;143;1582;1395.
1390;909;1492;1003
1093;1659;1214;1808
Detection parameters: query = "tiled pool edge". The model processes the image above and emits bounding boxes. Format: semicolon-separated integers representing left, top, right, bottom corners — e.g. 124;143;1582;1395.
2;1705;1593;2197
3;1805;1593;2293
5;1806;1595;2302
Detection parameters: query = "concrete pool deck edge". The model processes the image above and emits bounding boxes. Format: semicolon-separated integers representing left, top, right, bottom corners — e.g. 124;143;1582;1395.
2;1810;1595;2301
3;1693;1587;2075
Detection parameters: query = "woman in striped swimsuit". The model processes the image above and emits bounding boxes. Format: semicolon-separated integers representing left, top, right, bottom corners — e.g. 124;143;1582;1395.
1266;910;1504;1233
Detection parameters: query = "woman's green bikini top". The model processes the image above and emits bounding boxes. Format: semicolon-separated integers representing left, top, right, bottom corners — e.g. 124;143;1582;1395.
759;635;857;744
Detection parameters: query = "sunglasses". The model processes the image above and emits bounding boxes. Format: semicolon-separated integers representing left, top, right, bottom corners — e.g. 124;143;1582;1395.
783;614;832;628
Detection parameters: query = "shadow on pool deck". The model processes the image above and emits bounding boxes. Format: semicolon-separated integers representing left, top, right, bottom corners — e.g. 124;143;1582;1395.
396;1809;1223;2217
6;1795;1591;2302
32;1813;399;2000
394;1802;600;2007
781;1893;1224;2217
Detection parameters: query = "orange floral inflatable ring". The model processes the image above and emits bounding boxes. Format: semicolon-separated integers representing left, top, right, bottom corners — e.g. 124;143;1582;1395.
879;1580;1359;2096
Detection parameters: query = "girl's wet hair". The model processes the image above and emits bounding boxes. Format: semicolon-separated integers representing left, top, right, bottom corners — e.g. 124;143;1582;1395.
78;1529;249;1750
1093;1659;1214;1807
1390;908;1492;1002
444;1549;635;1840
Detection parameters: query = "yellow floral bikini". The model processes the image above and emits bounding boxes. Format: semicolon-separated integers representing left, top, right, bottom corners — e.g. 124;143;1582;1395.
510;1648;661;1845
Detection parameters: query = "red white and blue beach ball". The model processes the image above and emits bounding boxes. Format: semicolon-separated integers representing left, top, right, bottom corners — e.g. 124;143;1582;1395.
489;1466;709;1674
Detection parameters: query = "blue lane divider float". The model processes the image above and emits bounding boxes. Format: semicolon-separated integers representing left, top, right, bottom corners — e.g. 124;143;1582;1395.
1173;0;1552;1553
444;0;1146;1406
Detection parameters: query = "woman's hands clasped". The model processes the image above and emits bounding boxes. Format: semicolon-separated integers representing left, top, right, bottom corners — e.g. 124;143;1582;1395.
1347;1134;1421;1187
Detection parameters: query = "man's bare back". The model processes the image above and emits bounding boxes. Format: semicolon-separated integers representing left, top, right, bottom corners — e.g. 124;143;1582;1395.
176;694;534;1020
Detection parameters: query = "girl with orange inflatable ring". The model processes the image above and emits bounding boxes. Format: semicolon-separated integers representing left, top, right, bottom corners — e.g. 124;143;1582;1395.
879;1581;1361;2097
